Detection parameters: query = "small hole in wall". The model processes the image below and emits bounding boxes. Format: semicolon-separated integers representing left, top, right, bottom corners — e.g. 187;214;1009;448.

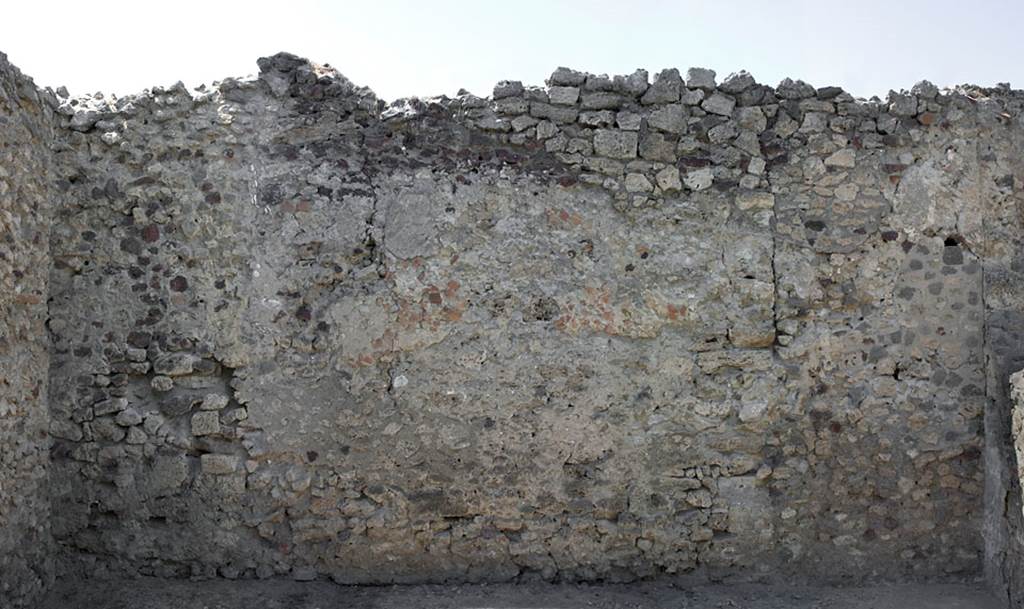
944;235;961;247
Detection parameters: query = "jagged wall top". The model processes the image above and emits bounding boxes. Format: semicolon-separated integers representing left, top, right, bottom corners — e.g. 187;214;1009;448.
48;51;1023;134
47;52;1024;216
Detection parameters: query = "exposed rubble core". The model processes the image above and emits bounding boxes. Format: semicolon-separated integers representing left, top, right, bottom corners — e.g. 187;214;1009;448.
5;50;1024;608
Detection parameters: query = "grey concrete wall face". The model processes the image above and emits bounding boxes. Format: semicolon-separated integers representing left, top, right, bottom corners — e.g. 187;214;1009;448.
0;54;56;608
0;49;1022;604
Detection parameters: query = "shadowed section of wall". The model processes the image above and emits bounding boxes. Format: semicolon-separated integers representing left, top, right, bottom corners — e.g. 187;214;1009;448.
983;100;1024;604
0;52;57;608
0;50;1008;607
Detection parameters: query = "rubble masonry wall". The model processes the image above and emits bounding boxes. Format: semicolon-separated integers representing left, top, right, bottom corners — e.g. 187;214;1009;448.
8;50;1024;605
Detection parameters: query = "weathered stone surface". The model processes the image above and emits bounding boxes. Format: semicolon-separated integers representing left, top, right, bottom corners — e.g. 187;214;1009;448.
647;104;686;133
200;454;241;475
151;375;174;392
624;172;653;193
153;353;195;376
776;77;816;99
720;70;755;94
912;79;939;100
736;106;767;132
201;394;230;411
641;68;681;104
493;80;524;99
683;167;714;190
616;111;642;131
655;166;681;191
889;91;919;117
191;411;220;436
93;397;128;416
685;67;717;91
530;101;578;123
593;128;638;159
701;92;735;116
580;91;623;110
824;148;856;168
613;69;649;97
639;132;676;162
735;191;774;211
548;66;586;86
115;408;143;427
548;86;580;105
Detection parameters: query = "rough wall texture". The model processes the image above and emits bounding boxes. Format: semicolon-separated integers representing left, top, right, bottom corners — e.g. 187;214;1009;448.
42;54;1001;588
0;53;57;608
1;49;1023;605
984;106;1024;606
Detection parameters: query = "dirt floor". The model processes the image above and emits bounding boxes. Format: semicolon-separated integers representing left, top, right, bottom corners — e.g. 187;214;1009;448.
41;578;1004;609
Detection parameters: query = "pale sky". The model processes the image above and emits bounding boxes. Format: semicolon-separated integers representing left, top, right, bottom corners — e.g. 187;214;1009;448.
3;0;1022;102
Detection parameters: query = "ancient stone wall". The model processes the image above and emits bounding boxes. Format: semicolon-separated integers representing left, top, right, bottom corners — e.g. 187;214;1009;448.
42;52;1012;590
0;53;57;608
0;47;1022;606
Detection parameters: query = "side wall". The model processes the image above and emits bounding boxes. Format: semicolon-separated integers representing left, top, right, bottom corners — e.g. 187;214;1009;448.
0;53;56;607
45;55;994;585
981;93;1024;607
